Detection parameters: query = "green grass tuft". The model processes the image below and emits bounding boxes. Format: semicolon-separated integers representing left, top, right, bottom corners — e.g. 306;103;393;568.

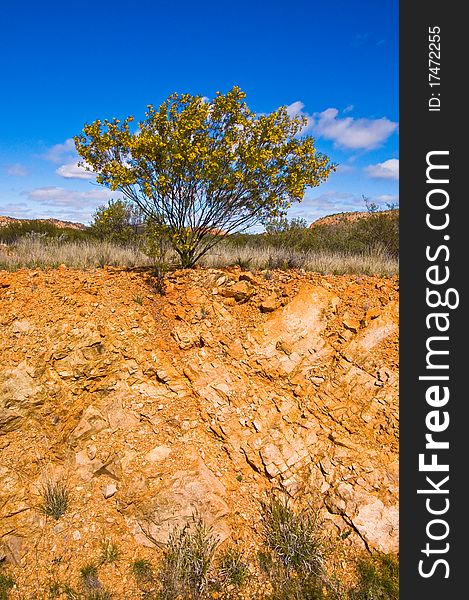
39;479;69;520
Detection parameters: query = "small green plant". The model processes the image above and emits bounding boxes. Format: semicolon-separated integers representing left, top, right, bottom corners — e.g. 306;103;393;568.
99;538;119;564
218;547;249;586
48;581;79;599
133;294;144;305
261;492;324;578
80;564;101;591
157;513;218;599
39;479;69;520
63;584;79;599
236;474;243;482
350;553;399;600
0;572;15;600
132;559;154;583
260;492;330;599
235;255;252;270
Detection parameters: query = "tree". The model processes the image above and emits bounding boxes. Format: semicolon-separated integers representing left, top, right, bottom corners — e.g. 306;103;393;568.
90;198;143;243
264;216;308;234
75;86;335;268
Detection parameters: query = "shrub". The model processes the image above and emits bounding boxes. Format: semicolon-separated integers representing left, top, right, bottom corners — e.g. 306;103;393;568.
156;514;218;599
260;492;329;600
261;492;324;578
218;547;249;586
0;221;89;244
39;479;69;520
99;538;119;564
350;553;399;599
80;564;101;591
90;199;143;244
132;559;154;584
0;572;15;600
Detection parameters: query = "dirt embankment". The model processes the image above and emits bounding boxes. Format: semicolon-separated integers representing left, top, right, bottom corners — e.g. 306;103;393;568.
0;266;398;598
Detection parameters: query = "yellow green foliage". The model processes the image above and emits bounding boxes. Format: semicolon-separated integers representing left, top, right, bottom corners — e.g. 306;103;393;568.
75;86;335;267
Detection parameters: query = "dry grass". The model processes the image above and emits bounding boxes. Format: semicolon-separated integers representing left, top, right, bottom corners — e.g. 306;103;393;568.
201;242;398;277
0;235;152;271
0;235;398;276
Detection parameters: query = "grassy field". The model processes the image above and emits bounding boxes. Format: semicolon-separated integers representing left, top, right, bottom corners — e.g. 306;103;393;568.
0;210;399;276
0;236;398;276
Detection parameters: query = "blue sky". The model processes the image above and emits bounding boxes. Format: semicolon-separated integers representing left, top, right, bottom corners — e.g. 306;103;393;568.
0;0;398;227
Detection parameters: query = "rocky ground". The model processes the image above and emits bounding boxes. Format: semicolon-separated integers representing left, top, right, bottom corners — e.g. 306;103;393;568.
0;265;398;598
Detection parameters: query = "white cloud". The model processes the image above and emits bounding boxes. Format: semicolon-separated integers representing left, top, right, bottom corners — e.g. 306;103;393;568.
284;102;398;150
6;163;28;177
25;186;117;207
365;158;399;180
286;101;305;118
42;138;77;164
335;163;356;174
21;186;123;224
56;162;95;180
312;108;398;150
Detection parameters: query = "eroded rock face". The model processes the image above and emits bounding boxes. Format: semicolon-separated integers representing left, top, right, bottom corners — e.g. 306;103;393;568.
0;266;399;596
123;456;230;548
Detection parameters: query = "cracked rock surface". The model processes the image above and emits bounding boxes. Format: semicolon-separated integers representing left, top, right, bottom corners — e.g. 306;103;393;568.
0;265;398;596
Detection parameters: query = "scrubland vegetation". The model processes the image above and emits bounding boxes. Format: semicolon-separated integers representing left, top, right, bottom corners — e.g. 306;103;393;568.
0;204;398;277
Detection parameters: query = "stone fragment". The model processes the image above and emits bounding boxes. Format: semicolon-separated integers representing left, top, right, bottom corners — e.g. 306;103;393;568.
220;281;254;303
145;445;172;462
103;483;117;499
260;296;280;313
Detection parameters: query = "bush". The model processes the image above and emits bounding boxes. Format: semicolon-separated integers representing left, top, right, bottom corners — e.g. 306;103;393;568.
156;514;218;600
218;547;249;586
99;538;119;564
0;572;15;600
80;564;101;591
349;553;399;600
260;492;329;599
132;559;154;584
39;479;69;520
90;199;143;244
261;492;324;578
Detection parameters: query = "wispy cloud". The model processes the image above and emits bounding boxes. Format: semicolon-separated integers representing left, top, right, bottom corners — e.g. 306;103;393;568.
352;32;372;47
372;194;399;206
21;186;121;224
343;105;354;114
42;138;77;164
289;190;365;224
56;162;95;180
24;186;116;206
365;158;399;180
6;163;28;176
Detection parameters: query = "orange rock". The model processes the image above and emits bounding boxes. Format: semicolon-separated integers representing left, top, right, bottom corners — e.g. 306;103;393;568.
366;307;382;320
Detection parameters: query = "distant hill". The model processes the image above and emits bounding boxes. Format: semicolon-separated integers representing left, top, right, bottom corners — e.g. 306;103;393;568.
309;209;399;229
0;215;88;231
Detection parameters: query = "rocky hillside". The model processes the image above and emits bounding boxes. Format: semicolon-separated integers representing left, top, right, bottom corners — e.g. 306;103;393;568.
309;209;399;228
0;266;398;598
0;216;87;230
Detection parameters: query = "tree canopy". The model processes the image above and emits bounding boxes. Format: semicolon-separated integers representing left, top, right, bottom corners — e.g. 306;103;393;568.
75;86;335;267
